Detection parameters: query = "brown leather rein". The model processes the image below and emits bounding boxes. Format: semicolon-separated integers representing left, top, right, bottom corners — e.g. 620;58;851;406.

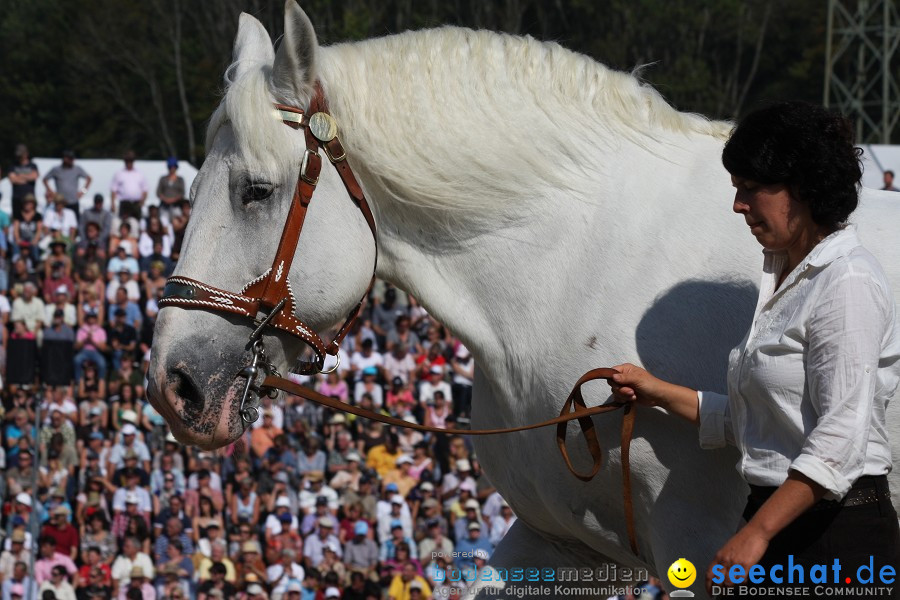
158;85;639;556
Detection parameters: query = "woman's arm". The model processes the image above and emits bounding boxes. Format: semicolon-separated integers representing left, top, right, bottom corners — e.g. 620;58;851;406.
609;363;701;425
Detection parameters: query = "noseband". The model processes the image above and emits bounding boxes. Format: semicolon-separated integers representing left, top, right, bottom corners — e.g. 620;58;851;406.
159;84;377;424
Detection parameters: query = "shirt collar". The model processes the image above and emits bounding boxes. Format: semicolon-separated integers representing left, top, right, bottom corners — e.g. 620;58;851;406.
762;225;860;269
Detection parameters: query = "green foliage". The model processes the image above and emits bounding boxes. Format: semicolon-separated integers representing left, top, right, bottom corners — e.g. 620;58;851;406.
0;0;840;166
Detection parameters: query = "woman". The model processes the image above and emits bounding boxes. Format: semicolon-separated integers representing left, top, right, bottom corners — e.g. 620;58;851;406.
609;102;900;591
193;495;224;543
12;194;43;264
138;214;172;258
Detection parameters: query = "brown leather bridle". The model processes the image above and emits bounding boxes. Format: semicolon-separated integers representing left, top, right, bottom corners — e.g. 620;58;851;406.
159;85;639;556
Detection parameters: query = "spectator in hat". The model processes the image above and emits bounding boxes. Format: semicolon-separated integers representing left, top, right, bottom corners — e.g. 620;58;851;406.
109;423;151;474
438;458;475;512
235;541;268;589
418;366;452;409
43;284;76;326
417;515;453;564
265;496;299;543
105;267;140;304
40;505;79;560
380;540;422;583
379;519;417;563
34;535;77;585
73;309;107;381
117;564;155;600
452;522;492;571
303;517;342;568
43;150;91;216
79;194;113;247
382;455;417;497
0;532;30;579
298;471;338;514
328;451;364;493
106;244;139;283
300;496;333;538
386;562;431;600
353;366;383;408
110;151;147;220
452;499;485;543
8;144;39;220
488;500;517;546
43;237;73;282
43;194;78;240
342;520;378;578
349;338;384;383
266;548;305;600
414;494;446;534
157;157;185;215
375;485;413;542
37;564;76;600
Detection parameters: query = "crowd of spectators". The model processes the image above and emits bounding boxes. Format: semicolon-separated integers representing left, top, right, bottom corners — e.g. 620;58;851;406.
0;146;518;600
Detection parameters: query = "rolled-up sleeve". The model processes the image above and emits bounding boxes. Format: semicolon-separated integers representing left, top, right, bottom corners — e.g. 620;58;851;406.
697;390;734;449
790;270;890;500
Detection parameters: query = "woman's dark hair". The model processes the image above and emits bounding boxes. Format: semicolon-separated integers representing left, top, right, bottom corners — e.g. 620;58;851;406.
722;101;862;229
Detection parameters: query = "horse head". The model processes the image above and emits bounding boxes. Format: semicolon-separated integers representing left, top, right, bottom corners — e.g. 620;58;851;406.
147;1;375;449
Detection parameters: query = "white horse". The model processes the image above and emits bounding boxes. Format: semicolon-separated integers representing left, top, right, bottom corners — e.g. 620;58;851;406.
147;2;900;596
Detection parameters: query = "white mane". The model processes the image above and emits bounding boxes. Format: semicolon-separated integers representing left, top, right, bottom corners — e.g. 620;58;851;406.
209;26;733;218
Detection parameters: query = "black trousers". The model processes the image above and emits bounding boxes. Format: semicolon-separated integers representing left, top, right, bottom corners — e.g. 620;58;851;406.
725;475;900;599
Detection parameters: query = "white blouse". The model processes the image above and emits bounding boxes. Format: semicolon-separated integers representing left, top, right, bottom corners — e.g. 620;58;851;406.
698;227;900;500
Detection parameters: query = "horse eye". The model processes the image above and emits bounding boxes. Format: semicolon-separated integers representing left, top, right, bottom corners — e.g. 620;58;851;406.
242;181;274;204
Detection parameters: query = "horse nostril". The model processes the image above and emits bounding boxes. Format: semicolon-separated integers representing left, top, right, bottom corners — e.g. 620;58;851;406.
169;368;205;409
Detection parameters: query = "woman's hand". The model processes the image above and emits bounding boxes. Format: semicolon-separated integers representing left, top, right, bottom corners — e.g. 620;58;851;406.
705;524;770;595
609;363;667;407
609;363;702;425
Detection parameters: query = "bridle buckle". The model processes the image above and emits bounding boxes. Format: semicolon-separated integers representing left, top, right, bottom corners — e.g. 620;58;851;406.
300;148;321;185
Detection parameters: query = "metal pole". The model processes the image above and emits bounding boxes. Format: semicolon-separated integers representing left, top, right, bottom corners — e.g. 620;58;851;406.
825;0;836;106
883;0;890;143
28;386;42;600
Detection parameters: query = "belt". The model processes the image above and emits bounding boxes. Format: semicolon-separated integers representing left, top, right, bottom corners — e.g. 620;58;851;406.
748;475;892;513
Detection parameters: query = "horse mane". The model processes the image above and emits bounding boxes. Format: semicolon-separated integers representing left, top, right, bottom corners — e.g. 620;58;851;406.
210;25;733;219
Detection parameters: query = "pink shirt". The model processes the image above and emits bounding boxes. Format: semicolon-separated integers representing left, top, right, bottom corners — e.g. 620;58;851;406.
76;325;107;351
110;168;148;202
34;553;77;584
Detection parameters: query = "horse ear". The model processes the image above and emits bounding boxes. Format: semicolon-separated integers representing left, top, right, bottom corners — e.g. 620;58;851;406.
229;13;275;83
272;0;318;107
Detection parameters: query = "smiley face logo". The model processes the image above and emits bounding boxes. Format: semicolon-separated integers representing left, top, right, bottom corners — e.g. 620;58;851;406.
667;558;697;589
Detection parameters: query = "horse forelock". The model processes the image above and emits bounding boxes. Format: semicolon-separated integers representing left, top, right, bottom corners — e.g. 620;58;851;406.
206;59;300;183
